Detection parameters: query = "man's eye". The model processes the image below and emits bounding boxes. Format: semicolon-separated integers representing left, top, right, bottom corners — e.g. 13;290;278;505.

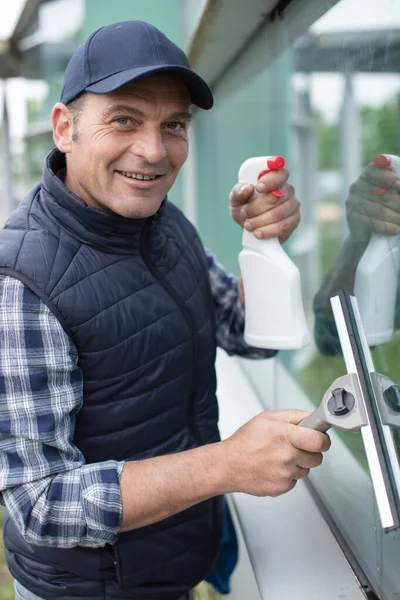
164;121;185;131
115;117;132;126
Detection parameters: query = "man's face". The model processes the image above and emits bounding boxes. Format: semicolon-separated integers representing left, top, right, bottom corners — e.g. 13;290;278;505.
59;74;191;218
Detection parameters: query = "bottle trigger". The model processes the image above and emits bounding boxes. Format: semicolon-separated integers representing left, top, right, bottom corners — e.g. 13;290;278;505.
257;163;285;198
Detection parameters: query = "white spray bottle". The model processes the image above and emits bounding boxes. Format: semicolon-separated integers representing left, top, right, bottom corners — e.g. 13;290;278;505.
354;154;400;346
238;156;311;350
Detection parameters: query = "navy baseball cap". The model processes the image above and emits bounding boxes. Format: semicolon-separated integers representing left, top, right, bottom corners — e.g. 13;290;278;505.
60;20;213;109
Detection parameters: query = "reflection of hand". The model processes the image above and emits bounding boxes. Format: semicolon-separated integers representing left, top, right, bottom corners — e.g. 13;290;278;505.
223;409;330;497
229;167;300;243
346;161;400;242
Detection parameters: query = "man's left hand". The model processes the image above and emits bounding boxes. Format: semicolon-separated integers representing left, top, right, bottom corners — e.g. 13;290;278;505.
229;167;300;244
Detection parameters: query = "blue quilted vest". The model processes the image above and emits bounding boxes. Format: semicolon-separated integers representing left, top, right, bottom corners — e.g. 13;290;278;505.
0;150;224;600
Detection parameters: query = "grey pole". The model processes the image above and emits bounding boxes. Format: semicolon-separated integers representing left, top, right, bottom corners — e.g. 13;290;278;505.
339;69;362;242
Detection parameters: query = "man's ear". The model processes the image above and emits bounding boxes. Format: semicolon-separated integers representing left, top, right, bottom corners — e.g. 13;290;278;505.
52;103;73;153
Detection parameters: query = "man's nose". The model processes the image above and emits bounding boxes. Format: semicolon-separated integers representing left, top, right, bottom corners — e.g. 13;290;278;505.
131;129;167;164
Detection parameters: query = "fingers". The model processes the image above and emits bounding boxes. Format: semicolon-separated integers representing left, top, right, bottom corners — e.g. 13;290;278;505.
296;450;324;470
346;166;400;237
230;168;298;241
226;411;329;498
243;203;299;234
347;196;400;235
361;163;400;191
349;213;400;235
241;184;296;219
260;410;331;455
293;466;310;481
238;183;300;241
243;196;300;240
350;215;400;236
230;168;290;208
348;184;400;213
260;411;331;452
348;194;400;224
255;167;289;193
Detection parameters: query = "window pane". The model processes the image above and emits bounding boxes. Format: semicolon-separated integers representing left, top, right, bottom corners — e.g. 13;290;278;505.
287;1;400;596
193;0;400;597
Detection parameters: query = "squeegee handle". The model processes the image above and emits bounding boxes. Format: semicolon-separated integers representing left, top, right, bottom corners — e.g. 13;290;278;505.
299;412;331;433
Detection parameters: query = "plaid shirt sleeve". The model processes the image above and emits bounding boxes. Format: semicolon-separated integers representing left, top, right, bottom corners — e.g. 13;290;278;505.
0;275;124;548
205;248;277;359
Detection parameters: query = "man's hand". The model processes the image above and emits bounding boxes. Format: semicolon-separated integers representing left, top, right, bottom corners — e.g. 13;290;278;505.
229;167;300;244
120;408;330;532
347;161;400;242
223;409;330;497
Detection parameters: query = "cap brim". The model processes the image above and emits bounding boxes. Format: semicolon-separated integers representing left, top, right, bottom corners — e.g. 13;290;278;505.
85;65;213;109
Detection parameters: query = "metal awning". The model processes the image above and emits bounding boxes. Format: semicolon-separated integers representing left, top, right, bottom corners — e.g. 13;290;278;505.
187;0;398;92
187;0;281;86
186;0;341;92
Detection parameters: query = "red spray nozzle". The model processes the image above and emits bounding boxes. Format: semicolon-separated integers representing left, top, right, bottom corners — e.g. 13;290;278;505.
374;154;391;169
257;156;286;198
373;154;393;195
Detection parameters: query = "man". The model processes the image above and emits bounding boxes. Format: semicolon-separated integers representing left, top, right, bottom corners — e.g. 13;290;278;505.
314;158;400;355
0;21;329;600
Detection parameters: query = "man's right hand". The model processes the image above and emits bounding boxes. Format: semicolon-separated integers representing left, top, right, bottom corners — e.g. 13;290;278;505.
222;409;330;497
120;409;330;532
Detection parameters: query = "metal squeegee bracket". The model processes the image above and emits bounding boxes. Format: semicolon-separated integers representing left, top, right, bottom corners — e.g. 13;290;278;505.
301;290;400;532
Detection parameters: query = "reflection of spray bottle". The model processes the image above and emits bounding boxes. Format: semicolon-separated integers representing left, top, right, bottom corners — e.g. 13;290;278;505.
354;154;400;345
238;156;311;350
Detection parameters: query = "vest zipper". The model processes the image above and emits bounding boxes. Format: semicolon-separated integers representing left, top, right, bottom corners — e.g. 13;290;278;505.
140;221;201;446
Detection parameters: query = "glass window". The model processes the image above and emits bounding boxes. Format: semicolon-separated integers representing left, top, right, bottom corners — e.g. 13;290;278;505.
272;2;400;597
192;0;400;597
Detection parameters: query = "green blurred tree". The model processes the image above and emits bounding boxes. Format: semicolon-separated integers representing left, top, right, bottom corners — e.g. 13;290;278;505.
316;93;400;170
316;115;339;170
361;95;400;163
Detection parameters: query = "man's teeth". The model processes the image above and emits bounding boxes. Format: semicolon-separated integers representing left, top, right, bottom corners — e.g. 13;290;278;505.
120;171;158;180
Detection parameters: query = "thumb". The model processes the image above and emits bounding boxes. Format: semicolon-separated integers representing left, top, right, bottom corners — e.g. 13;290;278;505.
262;409;310;425
229;183;254;208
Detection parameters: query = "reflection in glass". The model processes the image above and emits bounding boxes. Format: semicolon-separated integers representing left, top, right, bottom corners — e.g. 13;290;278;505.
286;0;400;596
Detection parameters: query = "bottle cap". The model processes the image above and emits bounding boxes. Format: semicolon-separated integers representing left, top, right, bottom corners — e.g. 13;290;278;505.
267;156;285;170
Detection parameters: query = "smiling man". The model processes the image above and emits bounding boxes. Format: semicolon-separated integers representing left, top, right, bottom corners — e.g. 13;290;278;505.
57;76;192;218
0;21;329;600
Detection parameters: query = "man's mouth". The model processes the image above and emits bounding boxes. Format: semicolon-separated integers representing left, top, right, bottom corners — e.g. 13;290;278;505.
116;171;162;181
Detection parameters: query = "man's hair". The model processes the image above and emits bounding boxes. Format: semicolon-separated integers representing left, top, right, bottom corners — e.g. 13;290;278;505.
66;93;87;142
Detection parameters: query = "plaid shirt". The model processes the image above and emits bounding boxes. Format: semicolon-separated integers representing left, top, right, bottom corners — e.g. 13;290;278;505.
0;248;275;548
